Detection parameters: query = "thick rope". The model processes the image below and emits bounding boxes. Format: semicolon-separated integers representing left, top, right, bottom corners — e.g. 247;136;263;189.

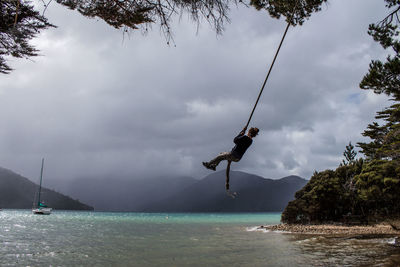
244;2;298;130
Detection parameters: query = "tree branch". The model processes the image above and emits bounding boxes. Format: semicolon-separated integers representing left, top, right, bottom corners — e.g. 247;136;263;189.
14;0;20;26
378;5;400;27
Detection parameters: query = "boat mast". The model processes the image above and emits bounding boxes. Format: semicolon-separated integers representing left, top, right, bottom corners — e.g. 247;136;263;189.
37;158;44;207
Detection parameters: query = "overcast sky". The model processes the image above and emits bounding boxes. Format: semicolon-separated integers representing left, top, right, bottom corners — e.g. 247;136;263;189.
0;0;392;183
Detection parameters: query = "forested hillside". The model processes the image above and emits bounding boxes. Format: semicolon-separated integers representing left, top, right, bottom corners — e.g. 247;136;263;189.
0;167;93;210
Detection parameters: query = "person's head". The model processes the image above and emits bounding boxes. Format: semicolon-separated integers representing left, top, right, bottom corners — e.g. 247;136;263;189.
248;127;259;138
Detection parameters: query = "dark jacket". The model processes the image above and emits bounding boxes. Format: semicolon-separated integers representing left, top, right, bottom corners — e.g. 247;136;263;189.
230;133;252;160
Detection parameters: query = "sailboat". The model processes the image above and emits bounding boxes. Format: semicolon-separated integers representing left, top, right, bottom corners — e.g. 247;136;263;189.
32;158;52;215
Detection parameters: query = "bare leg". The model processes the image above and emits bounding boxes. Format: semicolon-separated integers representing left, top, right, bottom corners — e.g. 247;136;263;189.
225;160;238;198
226;160;231;190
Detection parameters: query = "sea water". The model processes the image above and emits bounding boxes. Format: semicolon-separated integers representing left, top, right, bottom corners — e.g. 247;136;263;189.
0;210;400;266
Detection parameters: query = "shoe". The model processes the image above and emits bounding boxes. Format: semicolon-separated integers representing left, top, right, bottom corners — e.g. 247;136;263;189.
202;162;216;171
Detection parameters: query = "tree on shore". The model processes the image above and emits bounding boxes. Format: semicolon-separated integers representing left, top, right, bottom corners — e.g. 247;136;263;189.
1;0;326;74
354;1;400;219
341;142;357;166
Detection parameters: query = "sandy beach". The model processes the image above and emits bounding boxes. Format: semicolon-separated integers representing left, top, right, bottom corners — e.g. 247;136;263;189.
258;223;400;236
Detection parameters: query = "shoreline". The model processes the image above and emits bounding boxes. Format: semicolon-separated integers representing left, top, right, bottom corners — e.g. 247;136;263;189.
258;223;400;236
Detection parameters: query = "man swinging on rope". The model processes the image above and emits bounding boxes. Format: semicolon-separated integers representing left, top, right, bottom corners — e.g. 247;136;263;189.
202;127;259;171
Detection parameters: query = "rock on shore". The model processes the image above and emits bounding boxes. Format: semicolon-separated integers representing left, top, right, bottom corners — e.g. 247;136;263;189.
258;223;400;235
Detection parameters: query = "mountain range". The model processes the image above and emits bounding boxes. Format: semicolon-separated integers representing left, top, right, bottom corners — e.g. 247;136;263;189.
0;165;307;212
143;171;308;212
49;170;308;212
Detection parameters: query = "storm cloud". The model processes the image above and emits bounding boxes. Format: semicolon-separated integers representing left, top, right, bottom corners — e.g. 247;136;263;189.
0;0;390;183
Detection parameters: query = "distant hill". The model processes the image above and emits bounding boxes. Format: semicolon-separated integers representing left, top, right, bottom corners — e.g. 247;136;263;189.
52;171;307;212
50;175;199;211
143;171;308;212
0;167;93;210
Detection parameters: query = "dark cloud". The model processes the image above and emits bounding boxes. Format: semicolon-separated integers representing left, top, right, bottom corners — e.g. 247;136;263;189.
0;0;391;182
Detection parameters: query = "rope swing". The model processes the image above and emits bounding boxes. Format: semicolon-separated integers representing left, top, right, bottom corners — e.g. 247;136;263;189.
226;2;298;197
245;2;298;129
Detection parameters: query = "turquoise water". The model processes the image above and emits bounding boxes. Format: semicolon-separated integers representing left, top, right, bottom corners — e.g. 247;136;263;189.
1;210;400;266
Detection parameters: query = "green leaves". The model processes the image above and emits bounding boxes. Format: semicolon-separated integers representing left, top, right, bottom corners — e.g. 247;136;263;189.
368;23;398;49
358;3;400;161
249;0;327;26
359;56;400;99
282;159;400;224
355;160;400;215
342;142;357;166
282;165;359;223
